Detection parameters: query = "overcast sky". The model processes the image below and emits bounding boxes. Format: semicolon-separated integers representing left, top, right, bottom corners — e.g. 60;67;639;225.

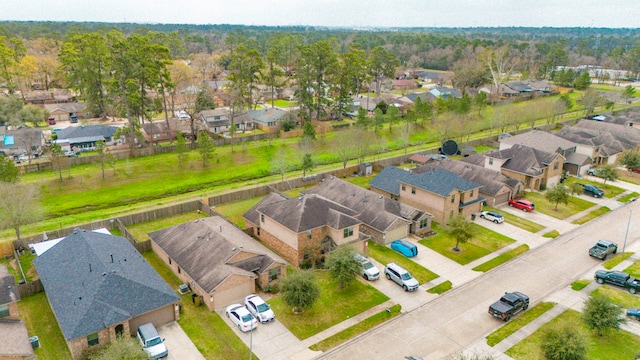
1;0;639;28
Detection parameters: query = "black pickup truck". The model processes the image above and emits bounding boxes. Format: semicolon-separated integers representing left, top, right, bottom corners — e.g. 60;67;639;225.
488;292;529;321
595;270;640;294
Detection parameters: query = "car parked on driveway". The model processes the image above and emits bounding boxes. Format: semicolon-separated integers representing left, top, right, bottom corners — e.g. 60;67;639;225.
355;253;380;280
627;308;640;320
225;304;258;332
582;184;604;198
508;199;535;212
244;294;275;323
587;167;605;177
480;211;504;223
390;239;418;257
384;263;419;291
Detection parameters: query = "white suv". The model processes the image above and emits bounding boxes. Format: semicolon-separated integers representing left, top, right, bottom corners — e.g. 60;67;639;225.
384;263;419;291
355;254;380;281
480;211;504;224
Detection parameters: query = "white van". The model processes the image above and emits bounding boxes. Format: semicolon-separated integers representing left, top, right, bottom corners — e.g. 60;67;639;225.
136;323;168;359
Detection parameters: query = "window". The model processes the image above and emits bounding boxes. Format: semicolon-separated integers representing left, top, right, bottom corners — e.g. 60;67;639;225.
307;230;312;239
344;227;353;238
489;158;494;165
449;210;454;218
554;161;559;170
260;214;265;223
419;219;428;229
411;187;416;195
401;184;406;191
470;190;474;197
0;304;8;318
451;195;455;203
87;333;99;346
178;267;181;274
269;267;280;281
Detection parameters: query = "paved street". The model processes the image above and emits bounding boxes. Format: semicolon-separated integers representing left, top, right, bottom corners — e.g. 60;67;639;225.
317;196;640;359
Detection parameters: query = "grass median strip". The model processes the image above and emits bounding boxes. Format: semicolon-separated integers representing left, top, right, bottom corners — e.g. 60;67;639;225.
427;280;452;294
571;206;610;225
309;304;402;352
603;252;634;270
472;244;529;272
542;230;559;238
571;279;591;291
619;192;640;203
486;301;555;347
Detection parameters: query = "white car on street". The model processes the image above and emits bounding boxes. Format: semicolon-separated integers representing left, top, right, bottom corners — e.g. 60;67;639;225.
244;294;275;323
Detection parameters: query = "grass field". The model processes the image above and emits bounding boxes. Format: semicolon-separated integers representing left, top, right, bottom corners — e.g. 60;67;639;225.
18;293;71;360
483;206;545;233
571;206;611;225
368;241;439;284
420;223;515;265
472;244;529;272
523;191;595;220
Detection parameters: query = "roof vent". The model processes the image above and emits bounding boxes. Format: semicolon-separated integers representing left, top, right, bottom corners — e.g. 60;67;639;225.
102;272;107;276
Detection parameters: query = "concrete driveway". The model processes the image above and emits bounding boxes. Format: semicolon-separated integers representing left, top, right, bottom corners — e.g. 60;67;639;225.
317;198;640;359
157;322;205;360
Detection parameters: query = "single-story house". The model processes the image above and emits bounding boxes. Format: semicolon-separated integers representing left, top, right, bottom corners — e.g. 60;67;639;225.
54;125;120;152
141;121;177;143
0;126;45;159
22;89;74;105
0;265;34;360
429;86;462;99
249;107;291;131
44;102;88;122
33;230;180;360
369;166;483;224
300;176;433;245
462;144;564;191
149;216;287;311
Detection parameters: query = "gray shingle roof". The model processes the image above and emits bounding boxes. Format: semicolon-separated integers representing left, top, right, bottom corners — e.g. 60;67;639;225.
0;265;18;305
55;125;118;142
248;108;290;125
371;166;481;197
301;177;431;232
148;216;286;294
33;230;179;341
500;130;576;154
480;144;562;176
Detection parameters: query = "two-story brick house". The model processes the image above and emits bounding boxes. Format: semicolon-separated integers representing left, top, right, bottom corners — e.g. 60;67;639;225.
369;167;483;224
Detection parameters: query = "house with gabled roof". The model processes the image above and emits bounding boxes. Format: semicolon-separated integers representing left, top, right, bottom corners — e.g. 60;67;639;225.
429;86;462;99
499;129;592;175
300;176;433;245
54;124;119;152
462;144;564;191
0;126;45;158
505;81;533;93
414;159;522;207
369;167;483;224
198;108;253;134
249;107;291;131
33;230;180;360
141;121;176;144
244;191;371;266
149;216;287;311
0;265;34;360
44;102;88;122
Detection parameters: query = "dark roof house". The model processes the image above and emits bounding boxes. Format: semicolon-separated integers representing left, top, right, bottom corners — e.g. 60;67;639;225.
55;125;119;151
33;230;179;359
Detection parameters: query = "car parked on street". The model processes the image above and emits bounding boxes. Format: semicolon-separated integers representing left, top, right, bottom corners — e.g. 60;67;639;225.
508;199;535;212
390;239;418;257
244;294;275;323
627;308;640;320
355;253;380;280
480;211;504;224
225;304;258;332
589;240;617;260
384;263;419;291
488;291;529;322
595;270;640;294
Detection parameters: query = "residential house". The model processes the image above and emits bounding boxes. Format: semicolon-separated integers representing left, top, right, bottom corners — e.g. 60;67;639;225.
527;80;553;93
33;230;180;360
414;159;522;207
392;79;417;92
556;119;640;166
249;107;291;131
429;86;462;100
499;129;592;175
415;71;447;84
141;121;177;144
406;92;436;104
198;108;253;134
479;84;520;99
0;126;45;158
149;216;287;311
0;265;34;360
369;167;483;224
44;102;88;122
504;81;533;94
54;124;119;152
23;89;74;105
301;176;433;245
243;191;370;266
462;144;564;191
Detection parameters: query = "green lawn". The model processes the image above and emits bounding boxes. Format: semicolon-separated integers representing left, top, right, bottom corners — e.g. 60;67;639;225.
486;302;555;347
269;270;390;340
483;206;545;233
18;293;71;360
367;241;439;284
523;191;595;220
571;279;591;291
472;244;529;272
542;230;559;238
564;177;626;199
624;259;640;278
126;211;208;241
618;192;640;203
604;252;634;270
427;280;452;294
309;304;401;352
593;286;640;308
506;309;640;360
571;206;611;225
420;223;516;265
143;251;251;359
